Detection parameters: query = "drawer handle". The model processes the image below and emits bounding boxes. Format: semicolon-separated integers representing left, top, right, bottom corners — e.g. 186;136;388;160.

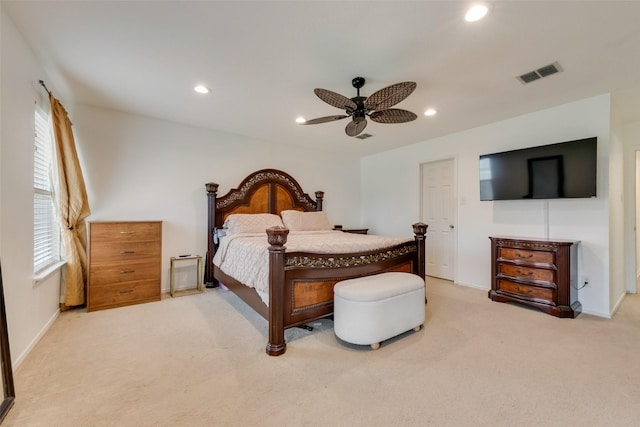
119;270;135;274
514;251;533;259
119;289;134;294
119;251;135;254
515;286;532;294
119;231;134;234
514;269;533;276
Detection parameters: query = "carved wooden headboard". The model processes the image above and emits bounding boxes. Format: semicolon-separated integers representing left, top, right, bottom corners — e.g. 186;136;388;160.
207;169;323;227
204;169;324;285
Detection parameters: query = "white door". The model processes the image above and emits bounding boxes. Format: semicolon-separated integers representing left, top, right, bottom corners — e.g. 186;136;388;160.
422;159;455;280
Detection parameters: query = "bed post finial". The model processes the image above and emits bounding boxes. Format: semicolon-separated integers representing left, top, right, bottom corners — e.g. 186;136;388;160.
206;183;219;194
413;222;427;236
205;182;219;288
412;223;428;297
266;226;290;356
315;191;324;211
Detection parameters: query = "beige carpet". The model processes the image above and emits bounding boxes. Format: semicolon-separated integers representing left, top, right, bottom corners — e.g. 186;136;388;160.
4;278;640;427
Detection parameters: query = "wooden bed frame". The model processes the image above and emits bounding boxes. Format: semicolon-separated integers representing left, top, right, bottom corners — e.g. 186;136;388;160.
205;169;427;356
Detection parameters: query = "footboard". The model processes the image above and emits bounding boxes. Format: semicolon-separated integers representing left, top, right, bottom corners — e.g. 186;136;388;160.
265;223;427;356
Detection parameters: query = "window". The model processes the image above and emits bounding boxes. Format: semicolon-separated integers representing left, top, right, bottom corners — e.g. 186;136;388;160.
33;104;60;273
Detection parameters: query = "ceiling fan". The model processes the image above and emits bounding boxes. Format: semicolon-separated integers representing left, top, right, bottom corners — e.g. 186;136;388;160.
299;77;418;137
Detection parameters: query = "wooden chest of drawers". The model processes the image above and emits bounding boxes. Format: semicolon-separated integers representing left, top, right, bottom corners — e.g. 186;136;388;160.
489;236;581;318
87;221;162;312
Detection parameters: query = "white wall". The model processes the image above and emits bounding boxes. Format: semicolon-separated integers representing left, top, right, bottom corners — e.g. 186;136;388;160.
1;10;62;367
362;95;612;316
73;105;363;292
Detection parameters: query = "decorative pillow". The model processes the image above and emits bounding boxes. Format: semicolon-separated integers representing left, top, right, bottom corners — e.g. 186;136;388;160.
280;210;332;231
223;213;284;234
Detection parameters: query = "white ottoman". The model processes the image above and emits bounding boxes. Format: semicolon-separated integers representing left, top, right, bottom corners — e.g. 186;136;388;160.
334;272;425;350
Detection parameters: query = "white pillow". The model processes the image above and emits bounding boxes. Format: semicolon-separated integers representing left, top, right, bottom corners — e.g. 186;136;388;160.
223;213;284;234
280;210;332;231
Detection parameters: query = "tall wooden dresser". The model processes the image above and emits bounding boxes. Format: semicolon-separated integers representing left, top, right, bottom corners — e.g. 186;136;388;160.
87;221;162;312
489;236;581;318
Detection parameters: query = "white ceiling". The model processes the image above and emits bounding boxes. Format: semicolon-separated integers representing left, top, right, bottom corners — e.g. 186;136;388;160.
4;1;640;156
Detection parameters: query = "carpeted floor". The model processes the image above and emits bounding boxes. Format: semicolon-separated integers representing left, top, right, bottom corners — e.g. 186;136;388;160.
3;277;640;427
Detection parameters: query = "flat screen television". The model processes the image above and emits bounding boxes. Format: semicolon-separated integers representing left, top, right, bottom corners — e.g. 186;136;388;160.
479;137;597;201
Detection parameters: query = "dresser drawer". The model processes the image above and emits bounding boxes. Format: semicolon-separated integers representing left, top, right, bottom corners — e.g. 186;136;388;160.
90;240;161;264
498;263;555;282
88;279;160;308
89;261;160;286
90;222;161;243
497;279;555;302
499;247;554;264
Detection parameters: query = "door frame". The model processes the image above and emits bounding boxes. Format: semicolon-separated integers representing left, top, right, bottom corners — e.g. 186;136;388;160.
623;143;639;295
632;149;640;293
419;155;458;283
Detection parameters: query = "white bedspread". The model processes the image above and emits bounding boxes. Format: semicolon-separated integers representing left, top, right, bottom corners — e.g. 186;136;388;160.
212;230;412;305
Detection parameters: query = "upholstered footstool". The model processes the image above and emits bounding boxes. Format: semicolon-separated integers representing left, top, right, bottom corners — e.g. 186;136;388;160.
333;272;425;350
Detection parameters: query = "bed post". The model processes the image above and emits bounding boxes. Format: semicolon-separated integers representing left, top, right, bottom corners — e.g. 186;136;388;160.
413;221;428;271
205;183;219;288
266;226;290;356
315;191;324;211
412;222;428;303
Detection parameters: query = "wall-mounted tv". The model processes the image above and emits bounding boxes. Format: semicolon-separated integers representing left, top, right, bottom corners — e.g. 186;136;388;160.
479;137;597;201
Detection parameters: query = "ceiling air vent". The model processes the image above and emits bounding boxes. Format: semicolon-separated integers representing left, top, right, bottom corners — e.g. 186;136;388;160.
517;61;563;84
355;133;373;140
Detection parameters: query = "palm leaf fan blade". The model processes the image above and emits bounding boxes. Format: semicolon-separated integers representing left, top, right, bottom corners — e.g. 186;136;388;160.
345;119;367;136
301;115;349;125
364;82;417;111
314;88;357;111
369;109;418;124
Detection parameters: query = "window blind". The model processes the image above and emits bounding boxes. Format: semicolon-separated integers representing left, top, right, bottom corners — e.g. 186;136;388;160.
34;105;60;273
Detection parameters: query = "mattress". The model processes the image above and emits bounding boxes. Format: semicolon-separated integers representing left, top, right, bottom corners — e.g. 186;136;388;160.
213;230;412;305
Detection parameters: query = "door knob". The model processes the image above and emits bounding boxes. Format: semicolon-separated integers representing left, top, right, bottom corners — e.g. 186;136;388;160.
449;224;455;229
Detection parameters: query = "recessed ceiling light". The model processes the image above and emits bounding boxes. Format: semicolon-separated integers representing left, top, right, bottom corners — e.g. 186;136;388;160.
194;85;210;94
465;4;489;22
424;108;437;117
295;117;306;124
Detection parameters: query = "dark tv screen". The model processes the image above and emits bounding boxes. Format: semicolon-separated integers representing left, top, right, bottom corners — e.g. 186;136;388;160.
479;137;597;201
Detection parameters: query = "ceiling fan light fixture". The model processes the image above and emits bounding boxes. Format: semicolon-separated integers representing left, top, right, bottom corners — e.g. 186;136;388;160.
295;117;306;124
465;4;489;22
301;77;418;137
424;108;437;116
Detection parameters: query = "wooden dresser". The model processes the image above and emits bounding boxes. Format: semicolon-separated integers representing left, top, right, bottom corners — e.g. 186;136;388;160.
87;221;162;312
489;236;581;318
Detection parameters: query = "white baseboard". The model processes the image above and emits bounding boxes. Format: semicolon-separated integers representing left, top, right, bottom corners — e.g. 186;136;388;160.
13;308;60;370
453;280;489;291
608;291;627;317
580;307;612;319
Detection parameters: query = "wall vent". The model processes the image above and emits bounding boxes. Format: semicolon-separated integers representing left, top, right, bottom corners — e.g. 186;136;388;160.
517;61;563;84
355;133;373;140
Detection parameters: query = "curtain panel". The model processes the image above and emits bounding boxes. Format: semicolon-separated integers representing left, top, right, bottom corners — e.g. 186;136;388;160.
49;94;91;308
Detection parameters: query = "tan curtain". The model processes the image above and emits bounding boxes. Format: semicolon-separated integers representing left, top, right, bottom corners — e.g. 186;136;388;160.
49;93;91;309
